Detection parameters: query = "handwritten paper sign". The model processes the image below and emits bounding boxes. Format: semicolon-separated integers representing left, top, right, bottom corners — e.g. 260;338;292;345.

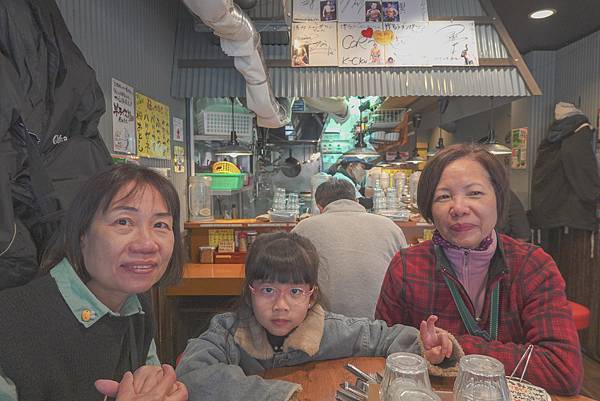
338;0;364;22
394;0;428;23
291;22;338;66
384;22;431;66
293;0;321;21
135;93;171;159
511;128;528;169
173;145;185;173
338;22;385;66
173;116;184;142
428;20;479;66
111;78;136;154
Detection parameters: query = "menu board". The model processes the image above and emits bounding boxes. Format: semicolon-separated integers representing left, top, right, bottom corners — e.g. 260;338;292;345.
428;20;479;66
383;22;431;66
135;93;171;159
338;22;385;67
291;22;338;66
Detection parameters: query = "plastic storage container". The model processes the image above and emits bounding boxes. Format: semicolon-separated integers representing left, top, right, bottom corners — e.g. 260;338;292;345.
197;173;245;191
189;176;213;221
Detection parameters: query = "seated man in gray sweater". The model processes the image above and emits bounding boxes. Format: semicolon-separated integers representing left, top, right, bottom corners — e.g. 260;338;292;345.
292;179;407;318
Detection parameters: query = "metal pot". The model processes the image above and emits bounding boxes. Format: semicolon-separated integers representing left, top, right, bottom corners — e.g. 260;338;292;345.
282;149;301;177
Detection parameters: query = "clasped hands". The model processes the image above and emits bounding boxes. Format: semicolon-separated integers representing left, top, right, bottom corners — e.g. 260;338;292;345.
95;364;188;401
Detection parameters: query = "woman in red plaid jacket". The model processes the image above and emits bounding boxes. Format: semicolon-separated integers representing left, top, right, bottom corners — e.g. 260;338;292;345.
375;143;583;395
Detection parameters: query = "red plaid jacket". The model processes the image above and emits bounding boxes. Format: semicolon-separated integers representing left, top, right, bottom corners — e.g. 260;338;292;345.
375;233;583;395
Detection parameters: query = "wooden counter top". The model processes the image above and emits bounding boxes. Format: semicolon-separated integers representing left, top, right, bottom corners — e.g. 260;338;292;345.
185;218;433;229
184;219;297;229
165;263;245;296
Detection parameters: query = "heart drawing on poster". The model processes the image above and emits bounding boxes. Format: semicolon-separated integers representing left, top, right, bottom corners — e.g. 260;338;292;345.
361;27;373;38
373;29;394;45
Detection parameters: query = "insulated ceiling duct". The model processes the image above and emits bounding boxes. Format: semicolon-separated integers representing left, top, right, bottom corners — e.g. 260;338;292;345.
183;0;291;128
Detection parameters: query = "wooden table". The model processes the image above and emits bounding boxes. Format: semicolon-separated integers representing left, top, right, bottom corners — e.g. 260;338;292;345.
156;263;245;363
263;357;595;401
165;263;245;296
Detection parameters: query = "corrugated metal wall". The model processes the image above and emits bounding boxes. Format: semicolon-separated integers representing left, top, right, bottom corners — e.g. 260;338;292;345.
555;30;600;126
427;0;485;17
515;30;600;204
238;0;487;20
523;51;557;182
54;0;188;222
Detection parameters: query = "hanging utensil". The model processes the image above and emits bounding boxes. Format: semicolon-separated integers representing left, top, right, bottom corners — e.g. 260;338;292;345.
282;148;301;177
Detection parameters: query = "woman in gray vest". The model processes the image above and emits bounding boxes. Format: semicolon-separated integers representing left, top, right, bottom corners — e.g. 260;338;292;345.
0;164;188;401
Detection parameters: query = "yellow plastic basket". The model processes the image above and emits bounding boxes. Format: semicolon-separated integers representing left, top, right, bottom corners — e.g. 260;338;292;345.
212;161;240;174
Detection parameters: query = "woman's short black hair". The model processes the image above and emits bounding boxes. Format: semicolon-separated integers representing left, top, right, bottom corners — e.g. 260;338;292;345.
237;232;320;316
417;143;509;224
41;164;185;287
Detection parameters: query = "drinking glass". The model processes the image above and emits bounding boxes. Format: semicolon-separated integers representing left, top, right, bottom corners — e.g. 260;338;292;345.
386;187;398;210
380;352;431;401
453;355;511;401
389;386;442;401
287;192;299;212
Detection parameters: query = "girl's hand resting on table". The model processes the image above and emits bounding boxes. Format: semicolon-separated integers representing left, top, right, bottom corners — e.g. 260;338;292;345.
419;315;453;365
95;364;188;401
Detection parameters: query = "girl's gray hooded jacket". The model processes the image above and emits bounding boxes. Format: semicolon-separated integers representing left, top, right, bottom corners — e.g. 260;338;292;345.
176;305;463;401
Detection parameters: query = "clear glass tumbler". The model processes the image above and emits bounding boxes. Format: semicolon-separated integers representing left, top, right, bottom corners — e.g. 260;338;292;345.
380;352;431;401
453;355;511;401
389;386;442;401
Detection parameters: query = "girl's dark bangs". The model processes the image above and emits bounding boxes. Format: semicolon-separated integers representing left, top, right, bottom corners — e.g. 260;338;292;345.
258;259;310;284
249;246;314;284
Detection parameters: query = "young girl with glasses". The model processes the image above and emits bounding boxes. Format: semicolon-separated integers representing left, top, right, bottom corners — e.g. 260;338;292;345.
176;232;462;401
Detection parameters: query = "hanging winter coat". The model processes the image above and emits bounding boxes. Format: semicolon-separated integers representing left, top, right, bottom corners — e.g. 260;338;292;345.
0;0;112;290
529;108;600;232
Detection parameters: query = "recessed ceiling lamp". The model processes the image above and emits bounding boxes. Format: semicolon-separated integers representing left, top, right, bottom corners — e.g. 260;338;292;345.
528;8;556;19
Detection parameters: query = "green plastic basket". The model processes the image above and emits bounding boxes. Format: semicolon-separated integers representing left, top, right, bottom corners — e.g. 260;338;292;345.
197;173;244;191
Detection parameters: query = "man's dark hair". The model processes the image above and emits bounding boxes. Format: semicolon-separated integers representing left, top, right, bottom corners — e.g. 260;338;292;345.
315;179;356;208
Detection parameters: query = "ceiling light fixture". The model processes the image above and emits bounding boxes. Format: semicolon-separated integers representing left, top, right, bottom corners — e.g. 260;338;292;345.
528;8;556;19
428;98;449;157
342;100;380;160
215;97;253;157
481;96;512;155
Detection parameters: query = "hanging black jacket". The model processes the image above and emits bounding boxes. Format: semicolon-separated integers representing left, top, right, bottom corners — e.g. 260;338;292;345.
0;0;112;289
529;114;600;231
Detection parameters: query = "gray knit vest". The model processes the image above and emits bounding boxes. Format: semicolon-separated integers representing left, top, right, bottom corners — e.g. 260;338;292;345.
0;274;154;401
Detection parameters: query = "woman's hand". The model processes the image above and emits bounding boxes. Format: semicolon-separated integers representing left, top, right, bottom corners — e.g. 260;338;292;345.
419;315;453;365
95;364;188;401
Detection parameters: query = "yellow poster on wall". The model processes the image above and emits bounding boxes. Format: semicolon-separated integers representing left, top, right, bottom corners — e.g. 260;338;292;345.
136;93;171;159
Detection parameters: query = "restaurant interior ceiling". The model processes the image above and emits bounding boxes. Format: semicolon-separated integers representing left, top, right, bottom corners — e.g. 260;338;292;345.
386;0;600;115
489;0;600;53
177;0;598;128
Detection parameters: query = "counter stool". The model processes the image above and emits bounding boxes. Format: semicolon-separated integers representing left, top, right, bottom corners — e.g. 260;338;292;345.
568;301;590;331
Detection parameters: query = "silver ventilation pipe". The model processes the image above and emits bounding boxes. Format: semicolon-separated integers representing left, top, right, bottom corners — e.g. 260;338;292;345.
183;0;291;128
